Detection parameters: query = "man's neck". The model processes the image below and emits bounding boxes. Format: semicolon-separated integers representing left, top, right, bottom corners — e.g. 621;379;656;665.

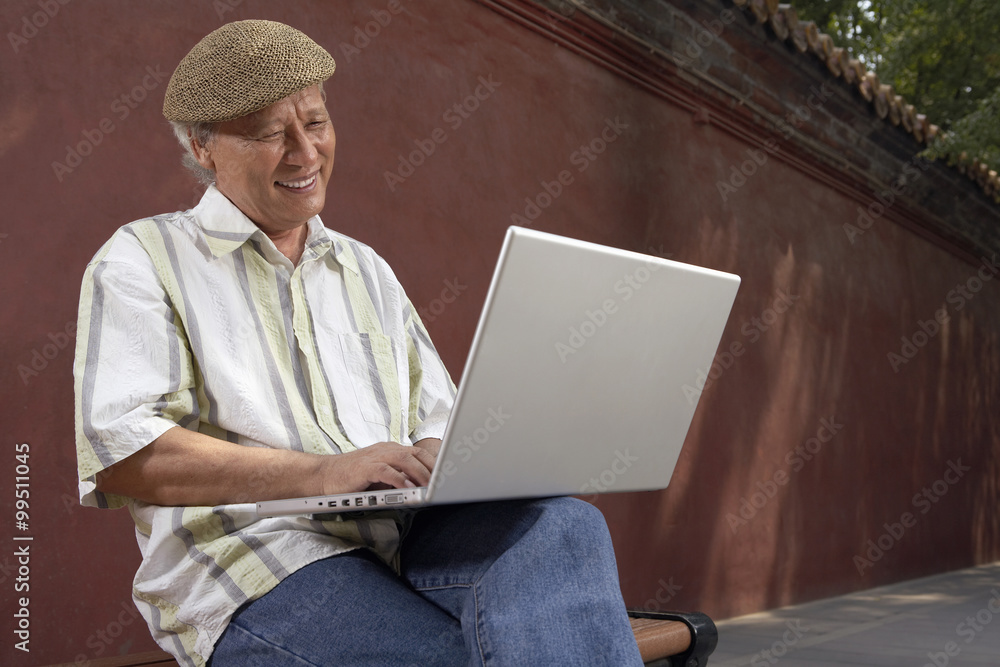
265;224;308;266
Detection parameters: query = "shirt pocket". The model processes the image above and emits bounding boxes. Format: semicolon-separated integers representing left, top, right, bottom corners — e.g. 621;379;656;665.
337;332;397;426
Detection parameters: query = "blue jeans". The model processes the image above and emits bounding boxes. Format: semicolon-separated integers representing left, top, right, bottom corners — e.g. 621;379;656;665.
209;497;643;666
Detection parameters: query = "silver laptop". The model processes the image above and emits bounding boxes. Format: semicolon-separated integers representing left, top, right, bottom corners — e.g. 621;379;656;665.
254;226;740;517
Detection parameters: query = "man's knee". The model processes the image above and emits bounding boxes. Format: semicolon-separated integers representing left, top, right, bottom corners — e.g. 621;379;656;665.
535;495;604;522
529;497;615;546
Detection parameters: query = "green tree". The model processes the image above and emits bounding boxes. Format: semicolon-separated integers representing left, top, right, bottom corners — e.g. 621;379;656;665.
793;0;1000;167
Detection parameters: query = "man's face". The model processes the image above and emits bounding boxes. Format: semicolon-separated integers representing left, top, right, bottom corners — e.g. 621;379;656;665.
193;85;335;235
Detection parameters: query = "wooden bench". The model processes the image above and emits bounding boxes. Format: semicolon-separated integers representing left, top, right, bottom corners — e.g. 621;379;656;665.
628;609;719;666
47;610;717;666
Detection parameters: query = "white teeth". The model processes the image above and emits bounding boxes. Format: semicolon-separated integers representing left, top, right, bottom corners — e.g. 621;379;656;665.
277;175;316;189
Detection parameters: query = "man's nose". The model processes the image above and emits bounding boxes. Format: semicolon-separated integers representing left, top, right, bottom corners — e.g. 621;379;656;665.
285;124;319;165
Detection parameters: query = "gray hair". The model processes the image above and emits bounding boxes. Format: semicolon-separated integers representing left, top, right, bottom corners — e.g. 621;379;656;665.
169;120;218;186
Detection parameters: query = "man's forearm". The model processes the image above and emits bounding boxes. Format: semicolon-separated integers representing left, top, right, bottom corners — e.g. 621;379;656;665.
96;426;329;506
96;427;439;507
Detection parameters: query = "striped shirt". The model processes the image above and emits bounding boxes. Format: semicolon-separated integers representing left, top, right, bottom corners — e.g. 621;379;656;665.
74;185;455;665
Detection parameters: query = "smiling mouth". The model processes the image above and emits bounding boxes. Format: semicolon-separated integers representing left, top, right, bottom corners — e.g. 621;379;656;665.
276;174;318;191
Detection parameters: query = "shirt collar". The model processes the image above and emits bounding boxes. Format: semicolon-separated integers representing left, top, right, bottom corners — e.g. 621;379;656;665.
191;185;357;275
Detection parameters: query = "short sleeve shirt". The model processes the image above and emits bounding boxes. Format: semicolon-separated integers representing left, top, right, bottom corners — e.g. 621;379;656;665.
74;186;455;665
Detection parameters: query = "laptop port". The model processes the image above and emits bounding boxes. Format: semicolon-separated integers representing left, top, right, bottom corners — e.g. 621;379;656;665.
341;499;350;507
355;497;364;506
327;501;336;507
385;493;404;505
368;496;378;506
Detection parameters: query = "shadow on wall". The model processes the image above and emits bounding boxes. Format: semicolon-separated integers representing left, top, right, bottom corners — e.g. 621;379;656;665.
599;178;1000;619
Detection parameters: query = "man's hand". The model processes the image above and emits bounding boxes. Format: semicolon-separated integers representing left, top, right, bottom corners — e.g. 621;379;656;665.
317;441;437;495
413;437;442;459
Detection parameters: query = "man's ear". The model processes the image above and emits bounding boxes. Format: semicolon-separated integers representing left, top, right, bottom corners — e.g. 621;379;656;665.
190;132;215;171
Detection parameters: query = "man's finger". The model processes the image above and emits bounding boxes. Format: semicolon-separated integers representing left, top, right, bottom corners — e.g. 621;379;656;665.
411;445;438;469
389;451;433;487
370;462;418;490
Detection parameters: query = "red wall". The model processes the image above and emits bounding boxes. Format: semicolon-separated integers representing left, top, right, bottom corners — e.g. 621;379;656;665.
1;0;998;664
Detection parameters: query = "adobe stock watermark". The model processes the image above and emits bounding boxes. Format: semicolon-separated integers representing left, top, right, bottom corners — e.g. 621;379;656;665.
666;8;737;74
384;74;502;191
52;64;169;182
509;117;629;227
0;555;16;587
336;0;412;64
842;155;932;244
771;83;835;142
435;407;511;486
7;0;72;54
578;448;639;498
945;255;1000;310
554;249;664;363
212;0;245;20
69;600;144;666
749;620;810;667
853;459;970;575
887;254;998;372
61;489;81;516
726;417;843;533
922;589;1000;667
639;577;683;612
418;277;467;324
717;83;834;202
683;288;799;404
716;140;779;202
16;320;76;385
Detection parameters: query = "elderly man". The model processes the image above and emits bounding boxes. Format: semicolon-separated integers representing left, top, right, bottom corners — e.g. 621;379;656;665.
75;20;643;666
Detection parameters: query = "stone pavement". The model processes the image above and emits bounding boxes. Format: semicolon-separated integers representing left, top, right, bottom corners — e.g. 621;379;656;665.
711;561;1000;666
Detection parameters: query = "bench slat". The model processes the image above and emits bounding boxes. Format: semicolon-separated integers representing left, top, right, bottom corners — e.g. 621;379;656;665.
630;617;692;661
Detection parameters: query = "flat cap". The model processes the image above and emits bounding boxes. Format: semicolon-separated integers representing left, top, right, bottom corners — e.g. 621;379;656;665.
163;20;336;123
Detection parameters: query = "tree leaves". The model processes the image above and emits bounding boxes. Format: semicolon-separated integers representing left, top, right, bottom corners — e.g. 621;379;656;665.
794;0;999;169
